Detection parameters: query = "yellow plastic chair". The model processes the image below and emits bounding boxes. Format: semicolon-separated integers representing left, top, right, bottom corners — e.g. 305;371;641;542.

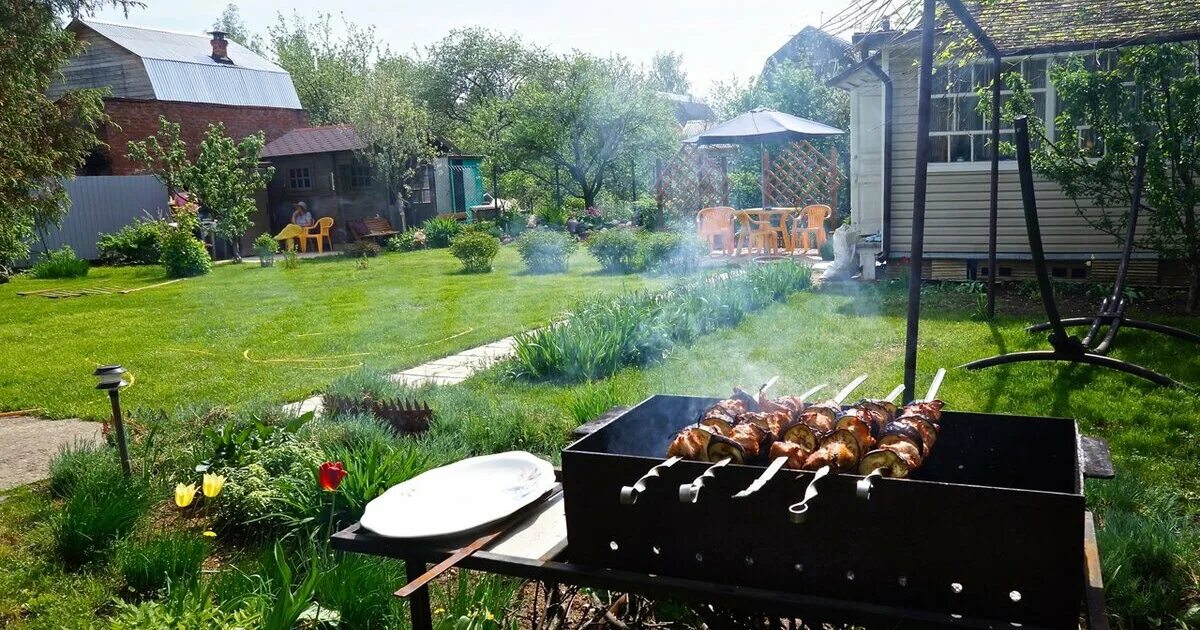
274;223;304;252
791;204;832;253
696;207;735;255
738;211;780;255
304;217;334;254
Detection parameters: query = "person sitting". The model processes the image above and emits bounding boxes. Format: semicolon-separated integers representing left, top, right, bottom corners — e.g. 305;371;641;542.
291;201;314;227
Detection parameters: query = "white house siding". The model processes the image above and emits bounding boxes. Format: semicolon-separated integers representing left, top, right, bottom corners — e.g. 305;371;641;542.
879;46;1146;261
849;81;885;236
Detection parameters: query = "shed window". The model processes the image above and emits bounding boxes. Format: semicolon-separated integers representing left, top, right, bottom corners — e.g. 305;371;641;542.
287;167;312;191
414;166;433;204
350;162;372;189
931;58;1047;163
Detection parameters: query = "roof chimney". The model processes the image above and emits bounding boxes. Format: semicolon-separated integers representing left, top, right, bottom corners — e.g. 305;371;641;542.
209;30;232;64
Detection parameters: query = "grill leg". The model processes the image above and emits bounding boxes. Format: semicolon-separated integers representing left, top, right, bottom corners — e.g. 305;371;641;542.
405;559;434;630
1083;512;1110;630
959;350;1184;387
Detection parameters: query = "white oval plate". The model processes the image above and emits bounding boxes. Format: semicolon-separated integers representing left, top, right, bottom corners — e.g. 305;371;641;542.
359;451;556;539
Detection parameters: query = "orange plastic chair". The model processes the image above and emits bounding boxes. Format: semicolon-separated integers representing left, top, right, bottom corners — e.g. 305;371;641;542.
791;204;832;253
738;211;780;255
303;217;334;254
696;207;736;255
274;223;304;252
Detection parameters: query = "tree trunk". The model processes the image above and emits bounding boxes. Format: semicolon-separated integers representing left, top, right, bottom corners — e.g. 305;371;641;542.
1189;260;1199;314
582;188;597;210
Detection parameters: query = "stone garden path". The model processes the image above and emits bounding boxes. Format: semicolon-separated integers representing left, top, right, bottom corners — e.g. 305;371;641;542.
0;415;101;493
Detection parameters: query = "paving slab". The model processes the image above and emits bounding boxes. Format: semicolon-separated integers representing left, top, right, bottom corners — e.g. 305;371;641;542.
0;416;101;491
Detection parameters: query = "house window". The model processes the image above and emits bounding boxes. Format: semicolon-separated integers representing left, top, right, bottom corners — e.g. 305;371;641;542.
931;58;1048;163
414;166;433;204
287;167;312;191
349;162;372;189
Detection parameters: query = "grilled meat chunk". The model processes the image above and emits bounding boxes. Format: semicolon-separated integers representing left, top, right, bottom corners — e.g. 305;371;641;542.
893;414;938;457
803;442;858;472
730;387;760;413
799;402;839;434
878;438;922;469
904;400;944;423
729;422;769;460
835;413;876;451
667;427;715;461
769;440;811;470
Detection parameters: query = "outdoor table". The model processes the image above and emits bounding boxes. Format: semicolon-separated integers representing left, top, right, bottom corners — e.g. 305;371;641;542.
734;208;794;252
331;474;1111;629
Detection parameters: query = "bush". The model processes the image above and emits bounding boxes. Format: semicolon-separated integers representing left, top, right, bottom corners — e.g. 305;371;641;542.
115;532;208;597
464;220;503;239
638;231;708;274
30;246;89;279
534;203;568;227
53;466;153;567
386;229;426;252
515;229;577;274
213;436;324;538
511;261;813;381
252;233;276;257
161;213;211;278
423;216;463;248
48;441;121;499
449;231;500;273
586;229;639;273
818;239;835;261
98;220;166;265
343;240;381;258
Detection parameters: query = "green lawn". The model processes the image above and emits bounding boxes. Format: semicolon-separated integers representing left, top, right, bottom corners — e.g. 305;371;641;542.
0;247;668;420
1;273;1195;627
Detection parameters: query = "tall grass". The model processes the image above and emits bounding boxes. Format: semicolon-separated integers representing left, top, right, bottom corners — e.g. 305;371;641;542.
48;440;121;499
510;261;813;381
53;465;153;567
114;532;209;597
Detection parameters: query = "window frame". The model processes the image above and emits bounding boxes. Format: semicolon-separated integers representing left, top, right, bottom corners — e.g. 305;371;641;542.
413;165;433;204
286;166;313;192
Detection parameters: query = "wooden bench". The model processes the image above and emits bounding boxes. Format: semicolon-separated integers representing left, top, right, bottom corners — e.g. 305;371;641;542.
350;216;400;241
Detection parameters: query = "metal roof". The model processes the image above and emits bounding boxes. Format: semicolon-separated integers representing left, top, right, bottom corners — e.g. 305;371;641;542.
262;125;368;158
76;19;302;109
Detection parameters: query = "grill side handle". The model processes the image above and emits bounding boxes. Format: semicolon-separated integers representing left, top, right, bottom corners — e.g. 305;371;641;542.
1081;435;1115;479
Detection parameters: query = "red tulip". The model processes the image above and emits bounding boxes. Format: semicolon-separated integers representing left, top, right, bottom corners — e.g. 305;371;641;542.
318;461;347;492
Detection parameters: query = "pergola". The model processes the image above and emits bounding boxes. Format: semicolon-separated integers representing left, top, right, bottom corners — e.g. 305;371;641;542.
900;0;1200;399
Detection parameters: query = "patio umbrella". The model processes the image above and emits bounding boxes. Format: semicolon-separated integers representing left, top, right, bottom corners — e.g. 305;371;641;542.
682;108;843;209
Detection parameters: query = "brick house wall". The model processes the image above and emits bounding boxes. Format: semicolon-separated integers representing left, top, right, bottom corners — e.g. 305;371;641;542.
101;98;308;175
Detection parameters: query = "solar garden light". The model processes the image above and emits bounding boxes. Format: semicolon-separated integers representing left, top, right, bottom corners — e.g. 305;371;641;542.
93;365;131;476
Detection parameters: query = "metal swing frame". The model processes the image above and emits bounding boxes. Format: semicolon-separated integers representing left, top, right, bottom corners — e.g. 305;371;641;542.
961;117;1189;387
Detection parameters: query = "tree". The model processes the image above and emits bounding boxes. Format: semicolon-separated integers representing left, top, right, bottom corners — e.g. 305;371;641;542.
649;51;690;95
1001;46;1200;311
128;117;274;262
212;3;260;52
500;53;677;209
0;0;138;280
345;58;436;212
266;12;378;125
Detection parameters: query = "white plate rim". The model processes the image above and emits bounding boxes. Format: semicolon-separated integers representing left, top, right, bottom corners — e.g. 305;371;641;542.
359;451;556;539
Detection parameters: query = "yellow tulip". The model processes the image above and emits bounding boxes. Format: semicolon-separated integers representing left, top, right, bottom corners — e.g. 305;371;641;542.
202;530;217;538
174;483;198;508
202;473;226;498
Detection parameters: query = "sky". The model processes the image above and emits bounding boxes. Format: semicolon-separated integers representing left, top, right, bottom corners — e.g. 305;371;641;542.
93;0;856;98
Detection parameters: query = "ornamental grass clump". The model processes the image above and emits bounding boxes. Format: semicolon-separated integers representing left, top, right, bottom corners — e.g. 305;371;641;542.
53;465;153;567
511;261;812;381
114;531;208;597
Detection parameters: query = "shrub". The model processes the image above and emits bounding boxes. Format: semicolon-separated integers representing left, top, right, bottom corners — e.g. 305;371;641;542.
515;229;577;274
638;231;707;274
31;246;89;279
511;262;813;381
161;214;211;278
48;441;121;499
423;216;463;248
386;228;426;252
343;240;381;258
464;220;503;239
53;466;152;567
818;239;835;261
534;202;569;227
114;532;208;597
586;229;639;273
279;248;299;270
252;233;276;260
98;220;166;265
213;436;324;538
450;232;500;273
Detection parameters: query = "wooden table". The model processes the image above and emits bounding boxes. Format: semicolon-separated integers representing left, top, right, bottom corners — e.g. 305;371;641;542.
331;483;1110;629
734;208;795;252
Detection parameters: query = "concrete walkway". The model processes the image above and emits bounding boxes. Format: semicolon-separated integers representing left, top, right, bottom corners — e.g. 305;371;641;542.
0;416;101;492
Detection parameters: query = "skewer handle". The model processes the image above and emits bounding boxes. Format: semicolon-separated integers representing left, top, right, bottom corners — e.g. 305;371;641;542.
733;456;787;499
679;458;731;503
856;468;884;500
798;383;829;401
759;375;779;394
884;384;905;403
619;456;682;505
788;465;831;523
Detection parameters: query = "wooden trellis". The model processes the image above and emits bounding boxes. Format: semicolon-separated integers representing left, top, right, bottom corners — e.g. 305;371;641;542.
764;140;842;223
658;144;730;222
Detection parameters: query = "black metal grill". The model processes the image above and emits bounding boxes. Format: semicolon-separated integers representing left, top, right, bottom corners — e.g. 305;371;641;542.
562;395;1090;629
